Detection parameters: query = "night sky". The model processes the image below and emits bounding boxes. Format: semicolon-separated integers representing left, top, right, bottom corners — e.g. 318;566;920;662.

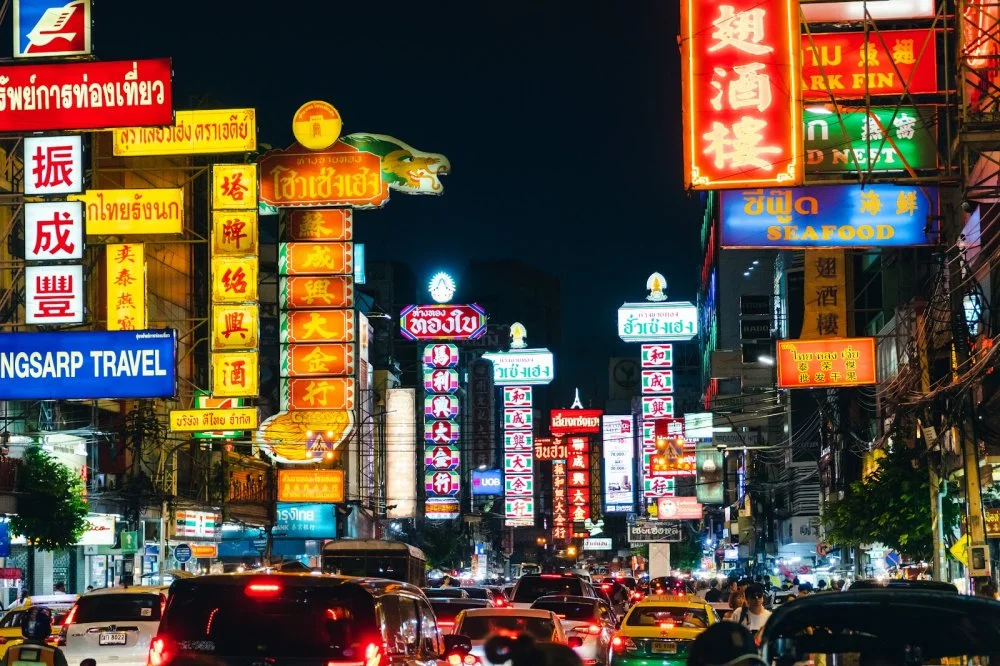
98;0;704;393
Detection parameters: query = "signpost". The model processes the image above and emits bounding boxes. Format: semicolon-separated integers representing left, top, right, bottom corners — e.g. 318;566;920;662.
173;543;192;564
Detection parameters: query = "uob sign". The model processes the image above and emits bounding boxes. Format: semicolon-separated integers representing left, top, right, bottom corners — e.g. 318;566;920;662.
472;469;503;496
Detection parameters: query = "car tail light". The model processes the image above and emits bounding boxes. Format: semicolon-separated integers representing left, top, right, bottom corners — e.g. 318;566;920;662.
0;638;7;645
588;624;601;635
601;584;612;591
660;621;676;631
438;621;454;632
245;581;282;598
58;604;79;646
147;636;173;666
612;635;636;652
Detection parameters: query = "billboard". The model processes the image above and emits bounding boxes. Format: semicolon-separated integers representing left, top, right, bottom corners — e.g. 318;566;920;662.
399;304;487;341
776;337;877;388
800;0;936;21
696;449;725;504
550;409;603;435
258;143;389;209
802;30;938;100
482;349;555;385
472;469;503;496
0;330;176;400
656;497;703;520
385;389;417;518
681;0;802;189
0;59;172;131
274;503;336;539
24;135;82;195
618;302;698;342
25;263;83;325
14;0;92;58
113;109;257;156
628;520;683;543
720;185;939;248
603;415;635;513
76;188;183;236
804;106;937;173
277;469;345;503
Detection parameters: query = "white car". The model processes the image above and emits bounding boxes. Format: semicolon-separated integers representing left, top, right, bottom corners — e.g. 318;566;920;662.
452;608;574;664
530;595;618;665
60;585;170;666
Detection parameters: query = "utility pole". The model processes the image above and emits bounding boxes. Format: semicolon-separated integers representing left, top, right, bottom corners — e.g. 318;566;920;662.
916;311;945;580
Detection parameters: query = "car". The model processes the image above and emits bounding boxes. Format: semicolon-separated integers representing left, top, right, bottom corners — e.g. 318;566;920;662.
452;608;575;664
484;585;511;607
429;599;490;633
610;595;717;666
845;579;959;593
423;587;470;599
647;577;687;596
459;586;508;607
531;595;618;665
0;594;78;655
60;585;171;666
509;573;597;608
146;573;466;666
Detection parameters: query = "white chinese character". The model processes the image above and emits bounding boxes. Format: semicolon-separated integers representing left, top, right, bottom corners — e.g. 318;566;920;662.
709;6;774;55
860;114;883;142
728;63;772;112
893;112;916;140
702;117;782;171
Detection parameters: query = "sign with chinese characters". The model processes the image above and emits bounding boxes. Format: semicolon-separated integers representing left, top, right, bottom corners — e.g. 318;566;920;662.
568;437;591;523
776;337;877;388
76;188;183;236
24;201;83;261
169;408;258;432
211;351;258;398
804;106;937;173
423;368;459;394
801;0;935;21
641;344;673;368
280;343;354;377
643;477;677;498
424;420;460;444
280;309;354;343
504;474;532;497
720;185;939;248
552;459;570;543
504;408;533;430
212;256;259;303
24;135;82;195
0;329;176;400
603;416;635;513
258;143;389;209
550;409;603;435
279;276;353;309
801;250;848;339
212;164;257;211
277;469;345;503
283;209;353;241
113;108;257;156
482;349;555;385
105;244;146;331
424;339;463;515
641;370;673;394
656;497;704;520
212;211;258;256
641;396;675;419
506;431;534;453
399;304;487;341
681;0;802;189
618;302;698;342
0;59;172;131
280;377;355;410
425;394;460;420
504;451;534;475
278;242;353;275
274;503;336;539
14;0;92;58
25;264;83;324
425;445;460;470
292;100;342;151
503;386;533;407
212;305;259;350
426;470;460;496
423;344;460;368
504;498;535;521
802;30;938;100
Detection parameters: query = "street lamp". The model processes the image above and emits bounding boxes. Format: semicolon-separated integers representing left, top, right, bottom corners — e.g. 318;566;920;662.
566;545;578;558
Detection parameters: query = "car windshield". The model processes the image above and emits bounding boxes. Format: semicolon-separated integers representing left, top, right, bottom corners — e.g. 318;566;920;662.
627;606;709;629
531;601;596;620
430;601;487;622
160;583;376;658
75;594;162;623
424;588;466;598
461;588;489;600
512;577;584;602
457;614;556;641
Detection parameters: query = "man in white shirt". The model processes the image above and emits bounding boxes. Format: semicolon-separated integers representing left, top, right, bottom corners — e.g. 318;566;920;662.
730;583;772;632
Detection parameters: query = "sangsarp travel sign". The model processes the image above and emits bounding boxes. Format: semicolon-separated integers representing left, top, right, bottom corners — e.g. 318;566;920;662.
0;59;173;132
720;185;939;247
804;106;938;173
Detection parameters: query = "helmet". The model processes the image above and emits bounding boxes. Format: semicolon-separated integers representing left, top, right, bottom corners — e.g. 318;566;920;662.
688;622;766;666
21;606;52;641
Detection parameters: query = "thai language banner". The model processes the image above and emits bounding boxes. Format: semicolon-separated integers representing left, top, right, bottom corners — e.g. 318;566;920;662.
0;329;176;399
169;408;258;432
113;109;256;156
0;58;172;132
776;337;877;388
801;30;937;100
720;185;939;247
75;188;183;235
804;106;938;173
258;143;388;209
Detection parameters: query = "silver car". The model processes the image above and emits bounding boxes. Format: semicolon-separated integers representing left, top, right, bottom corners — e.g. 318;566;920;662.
452;608;572;664
530;595;618;666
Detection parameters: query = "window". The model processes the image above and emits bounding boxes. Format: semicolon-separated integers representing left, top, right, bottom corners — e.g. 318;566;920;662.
418;601;440;657
530;601;596;621
512;577;584;603
626;607;709;629
0;611;23;628
75;594;161;623
398;597;420;653
457;615;556;641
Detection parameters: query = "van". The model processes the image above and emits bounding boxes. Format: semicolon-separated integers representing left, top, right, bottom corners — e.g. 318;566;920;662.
60;586;171;666
148;573;467;666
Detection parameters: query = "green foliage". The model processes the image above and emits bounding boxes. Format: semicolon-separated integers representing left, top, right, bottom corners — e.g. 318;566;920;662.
822;444;960;562
11;445;89;550
418;519;463;569
670;535;706;572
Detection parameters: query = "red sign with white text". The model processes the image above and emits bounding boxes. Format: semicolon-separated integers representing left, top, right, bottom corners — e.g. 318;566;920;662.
550;409;603;435
801;30;938;101
657;497;703;520
681;0;802;189
0;59;173;132
399;304;487;341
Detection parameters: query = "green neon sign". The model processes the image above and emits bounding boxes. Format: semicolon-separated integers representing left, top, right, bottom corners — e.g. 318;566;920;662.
804;106;937;173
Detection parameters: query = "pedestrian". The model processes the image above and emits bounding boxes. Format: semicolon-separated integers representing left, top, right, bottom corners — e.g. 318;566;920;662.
86;586;94;592
695;579;710;600
729;583;772;632
0;607;69;666
53;582;65;593
720;579;737;603
816;580;828;592
705;578;722;603
724;590;746;620
688;622;765;666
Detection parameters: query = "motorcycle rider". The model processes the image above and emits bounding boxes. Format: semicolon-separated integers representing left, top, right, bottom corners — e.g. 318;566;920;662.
0;607;69;666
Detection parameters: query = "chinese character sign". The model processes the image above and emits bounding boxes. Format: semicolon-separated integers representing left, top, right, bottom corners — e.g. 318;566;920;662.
567;437;591;523
552;459;570;544
211;351;259;398
505;379;535;527
681;0;802;189
212;304;259;351
212;211;259;256
212;256;259;303
776;337;877;388
25;264;83;324
24;202;83;261
24;135;82;195
212;164;258;211
800;249;848;339
804;106;938;174
105;244;147;331
424;343;462;518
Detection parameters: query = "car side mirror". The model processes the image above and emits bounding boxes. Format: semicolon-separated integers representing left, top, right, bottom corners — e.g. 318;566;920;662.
568;636;584;648
443;634;472;655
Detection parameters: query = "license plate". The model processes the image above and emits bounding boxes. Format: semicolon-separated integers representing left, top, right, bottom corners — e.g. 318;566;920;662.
652;641;676;654
99;632;127;646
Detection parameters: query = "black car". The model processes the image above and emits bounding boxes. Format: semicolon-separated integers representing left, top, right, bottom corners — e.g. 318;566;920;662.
428;599;489;633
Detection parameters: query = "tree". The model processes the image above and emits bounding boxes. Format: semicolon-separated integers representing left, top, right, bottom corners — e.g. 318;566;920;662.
822;443;960;562
11;445;89;550
417;519;464;570
670;535;706;571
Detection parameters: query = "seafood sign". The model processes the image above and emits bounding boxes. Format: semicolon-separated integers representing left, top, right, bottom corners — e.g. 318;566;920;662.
720;185;939;247
0;58;173;132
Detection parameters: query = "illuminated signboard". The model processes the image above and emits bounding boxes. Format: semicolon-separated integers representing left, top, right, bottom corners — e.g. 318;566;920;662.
656;497;703;520
212;211;259;257
280;377;355;411
280;309;354;344
76;188;183;236
482;349;554;386
169;408;258;433
277;469;345;503
105;243;147;331
255;409;355;465
292;101;342;151
0;59;172;131
258;143;389;209
801;0;936;23
14;0;92;58
212;164;257;211
25;201;83;262
24;135;82;195
618;302;698;342
776;337;877;388
603;415;635;513
399;304;487;341
641;370;673;394
641;396;675;419
25;264;83;325
681;0;802;189
641;344;673;368
279;242;353;275
283;209;353;241
804;106;938;174
278;276;353;310
280;343;355;377
802;30;938;101
385;389;417;518
113;109;257;156
720;185;939;248
550;409;603;435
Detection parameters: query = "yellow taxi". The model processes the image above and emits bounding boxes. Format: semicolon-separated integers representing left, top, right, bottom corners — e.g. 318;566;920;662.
610;594;717;666
0;594;78;656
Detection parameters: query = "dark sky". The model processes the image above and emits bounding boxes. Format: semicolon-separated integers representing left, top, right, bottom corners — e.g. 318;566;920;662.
99;0;704;393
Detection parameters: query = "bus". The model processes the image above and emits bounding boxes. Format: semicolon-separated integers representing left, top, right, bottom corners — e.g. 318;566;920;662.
321;539;427;585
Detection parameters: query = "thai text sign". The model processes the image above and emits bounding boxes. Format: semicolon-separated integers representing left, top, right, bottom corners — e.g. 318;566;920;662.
0;58;172;132
482;349;555;386
801;0;936;22
657;497;703;520
280;343;355;377
280;309;354;343
105;243;147;331
720;185;938;247
533;437;566;461
802;30;937;100
25;264;82;324
986;507;1000;538
681;0;802;189
628;520;682;543
0;329;176;399
550;409;603;435
113;109;256;156
277;469;344;502
274;502;336;539
14;0;92;58
804;106;937;173
24;135;82;195
279;276;353;309
776;337;877;388
212;211;258;256
76;188;183;235
279;242;353;275
618;302;698;342
212;304;259;350
280;377;355;410
25;201;83;261
258;143;389;208
399;304;487;341
169;408;258;432
284;209;352;241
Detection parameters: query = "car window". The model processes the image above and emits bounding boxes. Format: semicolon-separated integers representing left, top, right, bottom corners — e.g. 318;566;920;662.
531;601;596;620
418;600;440;657
1;611;22;628
512;577;584;603
461;588;488;600
75;594;161;622
627;606;709;629
398;596;420;653
458;614;556;641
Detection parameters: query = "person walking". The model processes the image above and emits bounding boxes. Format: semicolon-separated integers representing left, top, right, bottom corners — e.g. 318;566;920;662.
728;583;772;632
